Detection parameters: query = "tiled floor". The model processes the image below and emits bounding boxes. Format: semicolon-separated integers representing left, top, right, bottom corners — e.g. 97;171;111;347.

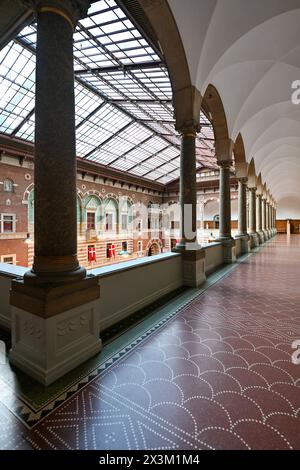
1;235;300;450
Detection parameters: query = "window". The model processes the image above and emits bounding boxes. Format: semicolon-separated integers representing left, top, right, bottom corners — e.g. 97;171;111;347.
0;214;15;233
121;213;128;231
151;217;159;230
88;245;96;262
87;212;95;230
106;213;113;231
137;219;142;232
106;243;115;258
3;179;13;192
1;254;16;264
171;220;176;229
138;241;143;253
122;241;128;252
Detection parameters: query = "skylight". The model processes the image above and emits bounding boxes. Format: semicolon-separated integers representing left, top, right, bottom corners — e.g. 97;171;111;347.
0;0;217;184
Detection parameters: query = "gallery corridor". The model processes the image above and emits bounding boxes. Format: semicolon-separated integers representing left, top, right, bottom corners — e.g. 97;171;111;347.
1;235;300;450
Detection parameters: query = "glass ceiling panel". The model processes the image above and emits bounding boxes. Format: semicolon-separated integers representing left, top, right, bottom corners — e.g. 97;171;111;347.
0;0;216;186
0;41;35;133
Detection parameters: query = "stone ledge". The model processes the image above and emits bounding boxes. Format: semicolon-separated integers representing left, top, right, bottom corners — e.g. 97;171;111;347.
10;275;100;318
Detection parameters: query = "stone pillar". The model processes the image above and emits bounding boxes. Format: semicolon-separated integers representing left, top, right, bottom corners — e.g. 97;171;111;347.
274;206;277;234
177;129;198;249
173;124;206;287
217;161;236;263
236;177;249;253
248;187;259;247
266;202;270;237
256;194;264;244
9;1;102;386
262;197;268;240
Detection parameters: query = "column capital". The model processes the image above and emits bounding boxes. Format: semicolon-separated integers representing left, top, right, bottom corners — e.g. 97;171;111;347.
217;160;232;170
238;177;248;184
21;0;91;27
176;120;200;136
256;193;262;199
248;186;257;193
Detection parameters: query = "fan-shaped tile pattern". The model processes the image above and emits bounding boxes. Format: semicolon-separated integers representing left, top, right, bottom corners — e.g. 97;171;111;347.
1;235;300;450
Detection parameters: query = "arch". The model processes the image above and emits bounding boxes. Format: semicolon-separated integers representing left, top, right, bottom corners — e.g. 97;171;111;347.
83;194;102;230
233;133;248;178
103;193;119;205
146;238;163;257
103;195;119;232
22;183;34;204
83;189;103;200
256;174;263;196
136;0;201;130
28;188;34;231
247;158;257;188
202;84;233;162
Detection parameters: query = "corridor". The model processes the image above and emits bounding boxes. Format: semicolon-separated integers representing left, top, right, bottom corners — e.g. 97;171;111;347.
1;235;300;450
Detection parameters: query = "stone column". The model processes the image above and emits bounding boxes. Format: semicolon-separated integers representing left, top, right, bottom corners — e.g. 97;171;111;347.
24;1;86;284
256;194;264;244
262;197;268;240
173;124;206;287
10;1;102;386
236;177;249;253
217;161;236;262
218;161;232;240
177;128;198;249
248;187;259;247
266;202;270;237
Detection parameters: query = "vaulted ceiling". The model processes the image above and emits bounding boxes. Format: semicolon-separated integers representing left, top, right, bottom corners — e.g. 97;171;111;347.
168;0;300;205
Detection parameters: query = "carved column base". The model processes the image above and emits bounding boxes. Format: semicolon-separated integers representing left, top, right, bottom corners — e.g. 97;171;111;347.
173;247;206;287
221;238;236;264
249;232;260;248
258;231;265;244
9;276;101;386
235;234;250;254
263;230;269;241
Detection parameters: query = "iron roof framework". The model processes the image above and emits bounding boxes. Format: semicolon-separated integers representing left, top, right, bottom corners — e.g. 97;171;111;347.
0;0;217;185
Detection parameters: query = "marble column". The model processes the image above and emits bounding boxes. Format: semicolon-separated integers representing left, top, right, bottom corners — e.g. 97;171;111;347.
236;177;249;253
248;187;259;247
173;124;206;287
217;161;236;262
256;194;264;244
10;1;102;386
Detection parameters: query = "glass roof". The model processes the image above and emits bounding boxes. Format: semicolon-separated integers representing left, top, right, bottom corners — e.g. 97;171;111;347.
0;0;217;184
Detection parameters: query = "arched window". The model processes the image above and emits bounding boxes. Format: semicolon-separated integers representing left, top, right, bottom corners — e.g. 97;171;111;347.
3;179;13;192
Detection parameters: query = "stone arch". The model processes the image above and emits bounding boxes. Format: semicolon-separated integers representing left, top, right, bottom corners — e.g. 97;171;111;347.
136;0;201;130
22;183;34;204
256;173;263;196
103;194;119;231
83;189;103;200
247;158;257;188
233;133;248;179
83;194;102;229
146;238;163;256
27;188;34;232
77;189;84;200
202;84;233;162
103;193;119;205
